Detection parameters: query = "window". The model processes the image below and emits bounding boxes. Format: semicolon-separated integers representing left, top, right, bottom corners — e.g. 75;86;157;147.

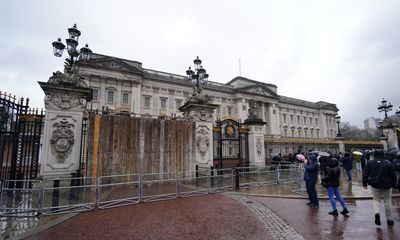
297;115;300;124
160;98;167;109
290;115;294;124
107;91;114;104
309;117;312;125
284;129;287;137
303;116;307;124
176;100;182;110
315;118;318;126
92;89;99;101
227;107;232;115
242;105;246;111
144;97;151;108
122;93;129;105
283;114;287;123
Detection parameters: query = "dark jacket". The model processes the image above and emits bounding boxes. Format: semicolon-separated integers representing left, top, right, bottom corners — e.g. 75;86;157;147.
303;156;319;184
341;155;353;170
362;157;397;189
322;160;340;188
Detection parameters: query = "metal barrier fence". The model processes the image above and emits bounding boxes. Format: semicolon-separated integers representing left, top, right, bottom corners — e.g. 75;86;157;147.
41;177;96;215
277;165;301;184
141;172;178;202
97;174;140;209
236;165;278;188
178;171;209;198
0;165;302;217
209;168;234;193
0;180;42;217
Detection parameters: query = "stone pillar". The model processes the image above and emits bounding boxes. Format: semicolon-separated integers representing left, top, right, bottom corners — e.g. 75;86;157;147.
244;103;266;166
179;102;218;169
247;124;266;166
337;139;345;154
38;71;91;177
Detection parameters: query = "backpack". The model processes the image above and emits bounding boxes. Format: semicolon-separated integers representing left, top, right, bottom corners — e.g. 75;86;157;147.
393;159;400;171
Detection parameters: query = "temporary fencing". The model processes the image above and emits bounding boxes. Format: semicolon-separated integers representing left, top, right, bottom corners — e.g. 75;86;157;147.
41;177;96;215
0;164;302;217
97;174;140;209
209;168;234;193
0;180;42;217
141;172;178;202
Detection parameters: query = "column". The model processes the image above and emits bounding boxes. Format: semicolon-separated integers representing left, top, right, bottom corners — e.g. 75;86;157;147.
39;71;91;176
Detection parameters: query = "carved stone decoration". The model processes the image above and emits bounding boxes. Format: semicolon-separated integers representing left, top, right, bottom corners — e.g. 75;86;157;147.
50;120;75;163
248;99;261;118
183;108;213;122
256;137;262;157
48;71;88;88
44;93;87;111
196;126;210;156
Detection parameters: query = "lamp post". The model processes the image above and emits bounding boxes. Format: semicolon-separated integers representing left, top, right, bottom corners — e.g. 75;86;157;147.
52;24;92;72
378;120;386;139
186;56;209;96
335;115;342;138
377;98;393;119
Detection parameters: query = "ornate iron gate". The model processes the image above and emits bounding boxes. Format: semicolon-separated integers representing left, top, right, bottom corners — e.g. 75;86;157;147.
213;118;249;169
0;92;44;182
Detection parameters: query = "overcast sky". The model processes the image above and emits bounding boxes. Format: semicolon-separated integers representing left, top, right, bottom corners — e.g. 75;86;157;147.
1;0;399;127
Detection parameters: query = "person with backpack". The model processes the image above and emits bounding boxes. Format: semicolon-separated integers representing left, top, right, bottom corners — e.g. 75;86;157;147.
392;151;400;191
363;149;397;226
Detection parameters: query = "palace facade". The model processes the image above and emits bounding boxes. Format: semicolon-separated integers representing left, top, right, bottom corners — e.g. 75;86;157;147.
77;53;340;158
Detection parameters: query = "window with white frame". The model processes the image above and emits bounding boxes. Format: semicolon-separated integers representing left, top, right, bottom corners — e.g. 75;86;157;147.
92;89;99;102
122;92;129;105
176;99;182;110
144;96;151;108
107;90;115;104
160;98;167;109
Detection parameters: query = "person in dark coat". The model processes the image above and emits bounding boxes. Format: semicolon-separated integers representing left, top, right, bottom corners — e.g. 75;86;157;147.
322;158;349;216
304;154;319;208
341;152;353;181
363;149;397;226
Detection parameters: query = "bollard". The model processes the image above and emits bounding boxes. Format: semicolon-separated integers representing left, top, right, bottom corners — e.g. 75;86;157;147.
210;166;215;187
195;165;199;188
235;167;240;189
52;179;60;208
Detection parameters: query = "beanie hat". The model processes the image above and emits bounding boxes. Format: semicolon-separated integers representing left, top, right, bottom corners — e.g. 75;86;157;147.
309;154;317;162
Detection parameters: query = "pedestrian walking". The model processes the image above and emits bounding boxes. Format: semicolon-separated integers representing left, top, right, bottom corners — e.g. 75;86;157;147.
392;151;400;191
342;152;353;181
362;149;397;226
304;154;319;208
321;158;349;216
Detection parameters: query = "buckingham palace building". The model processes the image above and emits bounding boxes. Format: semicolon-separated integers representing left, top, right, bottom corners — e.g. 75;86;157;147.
76;53;340;159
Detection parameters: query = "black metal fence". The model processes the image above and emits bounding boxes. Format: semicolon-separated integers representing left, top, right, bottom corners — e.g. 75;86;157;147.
0;91;44;183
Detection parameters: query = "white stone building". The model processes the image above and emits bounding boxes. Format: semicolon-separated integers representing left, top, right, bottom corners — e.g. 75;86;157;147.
77;53;340;158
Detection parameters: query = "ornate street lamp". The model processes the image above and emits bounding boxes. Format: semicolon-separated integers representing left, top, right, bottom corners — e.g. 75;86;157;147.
377;98;393;119
52;24;92;71
335;115;342;138
186;56;209;96
395;107;400;115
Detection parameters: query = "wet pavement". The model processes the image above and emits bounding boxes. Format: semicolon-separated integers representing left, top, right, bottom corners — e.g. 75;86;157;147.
1;169;400;240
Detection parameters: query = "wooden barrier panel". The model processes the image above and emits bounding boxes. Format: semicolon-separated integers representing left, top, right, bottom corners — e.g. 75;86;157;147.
87;115;195;176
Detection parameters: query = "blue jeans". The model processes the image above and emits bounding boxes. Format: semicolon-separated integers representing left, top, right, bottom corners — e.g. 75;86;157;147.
345;169;352;181
306;180;318;206
327;187;347;211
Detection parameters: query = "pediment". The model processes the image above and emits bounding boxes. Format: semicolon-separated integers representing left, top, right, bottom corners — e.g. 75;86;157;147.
236;84;279;99
84;57;143;74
